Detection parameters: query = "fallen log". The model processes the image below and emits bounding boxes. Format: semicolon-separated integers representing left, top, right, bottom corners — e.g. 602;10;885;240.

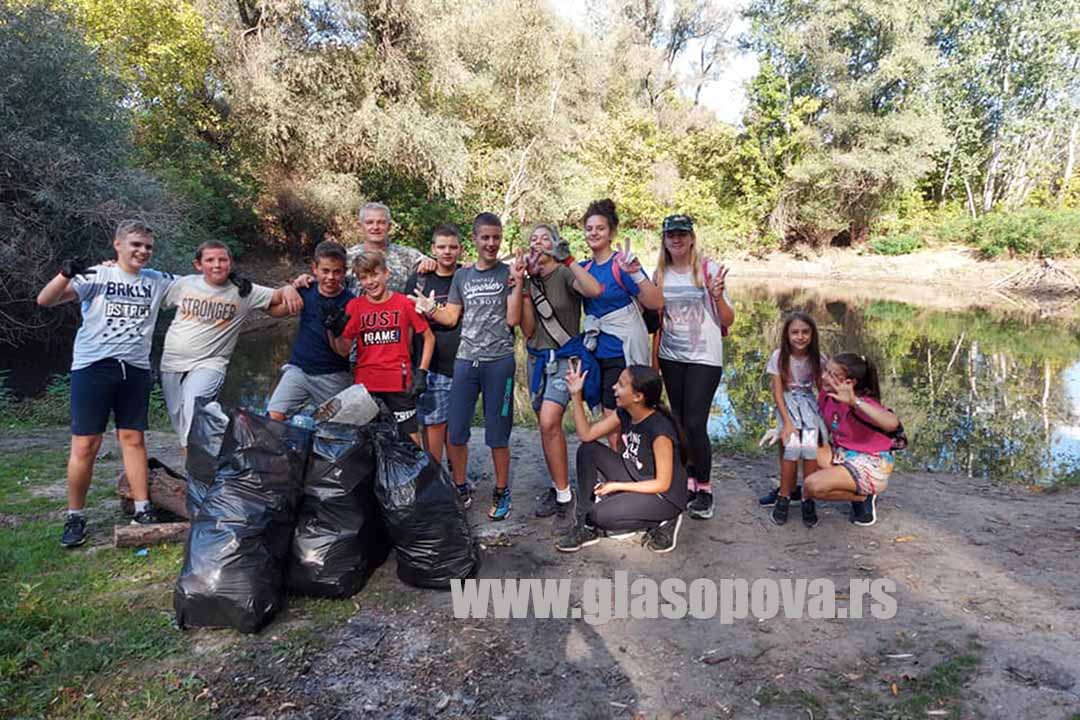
113;522;190;548
116;458;190;519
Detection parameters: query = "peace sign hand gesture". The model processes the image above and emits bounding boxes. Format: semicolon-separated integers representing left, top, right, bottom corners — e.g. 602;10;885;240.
409;287;437;315
614;238;641;274
709;264;729;300
509;248;527;286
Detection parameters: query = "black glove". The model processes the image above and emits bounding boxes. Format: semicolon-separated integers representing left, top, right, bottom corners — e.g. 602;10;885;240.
321;301;350;337
228;271;252;298
410;368;429;398
61;259;95;279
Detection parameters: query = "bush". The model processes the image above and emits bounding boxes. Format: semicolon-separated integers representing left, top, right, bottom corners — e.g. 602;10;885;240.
869;233;923;255
965;208;1080;259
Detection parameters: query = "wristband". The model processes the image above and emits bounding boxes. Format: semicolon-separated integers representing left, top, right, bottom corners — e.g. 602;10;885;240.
630;269;647;284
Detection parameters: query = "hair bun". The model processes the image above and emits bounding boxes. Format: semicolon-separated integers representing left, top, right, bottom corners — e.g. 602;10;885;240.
583;198;619;230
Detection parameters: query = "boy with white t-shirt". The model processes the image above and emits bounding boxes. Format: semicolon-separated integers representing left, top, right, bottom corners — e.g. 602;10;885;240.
36;220;177;548
159;240;303;449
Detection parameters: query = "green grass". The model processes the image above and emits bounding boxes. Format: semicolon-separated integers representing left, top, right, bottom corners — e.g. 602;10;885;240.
0;373;171;433
888;652;981;719
0;448;203;719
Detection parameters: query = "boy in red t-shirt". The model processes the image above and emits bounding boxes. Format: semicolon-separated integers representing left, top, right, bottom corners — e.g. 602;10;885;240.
329;250;434;443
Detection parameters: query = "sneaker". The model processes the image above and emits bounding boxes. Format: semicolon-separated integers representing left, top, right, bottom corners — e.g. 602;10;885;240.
688;491;714;520
131;507;159;525
801;499;818;529
644;515;683;554
852;494;877;527
456;482;472;509
61;514;87;548
488;487;512;521
759;485;801;506
553;496;575;535
770;496;790;526
555;523;600;552
534;487;558;518
849;498;864;522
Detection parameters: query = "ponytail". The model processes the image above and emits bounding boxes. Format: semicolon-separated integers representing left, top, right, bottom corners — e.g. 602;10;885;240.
831;352;881;399
625;365;689;467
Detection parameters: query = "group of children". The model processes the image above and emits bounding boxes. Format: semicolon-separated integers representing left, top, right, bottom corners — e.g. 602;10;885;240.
40;201;904;556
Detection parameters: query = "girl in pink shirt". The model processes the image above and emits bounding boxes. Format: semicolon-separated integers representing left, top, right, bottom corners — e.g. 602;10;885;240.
803;353;901;527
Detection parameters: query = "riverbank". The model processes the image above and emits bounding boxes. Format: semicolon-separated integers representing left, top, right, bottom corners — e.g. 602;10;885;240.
724;246;1080;316
2;426;1078;719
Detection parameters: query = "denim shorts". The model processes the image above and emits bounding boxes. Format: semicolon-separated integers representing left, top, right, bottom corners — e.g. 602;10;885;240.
416;371;453;426
531;355;571;410
447;355;515;448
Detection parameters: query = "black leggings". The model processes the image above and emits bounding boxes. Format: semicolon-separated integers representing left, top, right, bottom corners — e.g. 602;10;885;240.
659;359;723;484
575;442;680;532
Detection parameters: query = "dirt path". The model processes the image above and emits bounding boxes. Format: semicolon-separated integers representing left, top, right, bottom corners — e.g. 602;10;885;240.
189;427;1080;720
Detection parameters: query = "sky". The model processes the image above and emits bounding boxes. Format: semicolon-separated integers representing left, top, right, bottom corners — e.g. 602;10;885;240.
547;0;758;126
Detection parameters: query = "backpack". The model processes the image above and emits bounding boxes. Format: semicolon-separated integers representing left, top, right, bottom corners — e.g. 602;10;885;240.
853;406;908;451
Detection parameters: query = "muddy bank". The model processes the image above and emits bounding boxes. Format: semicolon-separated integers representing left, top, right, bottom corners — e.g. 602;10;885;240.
167;426;1080;720
726;247;1080;316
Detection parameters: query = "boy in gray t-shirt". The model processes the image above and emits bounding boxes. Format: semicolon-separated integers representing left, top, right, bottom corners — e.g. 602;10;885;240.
412;213;525;521
36;220;177;549
160;240;303;450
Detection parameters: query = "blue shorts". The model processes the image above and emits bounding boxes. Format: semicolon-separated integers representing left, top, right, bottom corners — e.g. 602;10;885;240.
70;359;152;435
448;356;515;448
416;371;453;426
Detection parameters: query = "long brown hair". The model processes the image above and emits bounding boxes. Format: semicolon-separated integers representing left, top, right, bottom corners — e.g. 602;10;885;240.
779;311;822;389
625;365;688;467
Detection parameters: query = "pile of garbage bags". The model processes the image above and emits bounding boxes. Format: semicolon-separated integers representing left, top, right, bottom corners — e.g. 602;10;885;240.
174;403;478;634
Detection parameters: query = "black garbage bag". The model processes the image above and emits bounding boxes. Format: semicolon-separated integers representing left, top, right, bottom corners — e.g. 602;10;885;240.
184;399;230;517
174;410;311;633
372;423;478;590
286;422;392;598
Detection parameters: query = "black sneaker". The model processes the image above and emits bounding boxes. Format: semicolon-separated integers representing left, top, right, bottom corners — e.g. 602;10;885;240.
553;496;575;535
801;499;818;529
688;491;714;520
644;515;683;554
61;514;87;548
534;487;558;518
852;494;877;526
131;507;159;525
556;524;601;552
770;496;790;526
759;485;801;506
456;482;472;509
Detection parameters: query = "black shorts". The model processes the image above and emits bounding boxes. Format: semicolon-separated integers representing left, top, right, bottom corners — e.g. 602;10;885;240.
373;391;418;439
598;357;626;410
70;359;152;435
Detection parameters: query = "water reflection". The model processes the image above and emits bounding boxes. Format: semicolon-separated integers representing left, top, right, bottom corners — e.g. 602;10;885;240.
221;285;1080;486
710;285;1080;486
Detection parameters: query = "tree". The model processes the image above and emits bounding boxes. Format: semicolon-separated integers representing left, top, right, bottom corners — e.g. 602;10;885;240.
0;3;184;345
746;0;947;245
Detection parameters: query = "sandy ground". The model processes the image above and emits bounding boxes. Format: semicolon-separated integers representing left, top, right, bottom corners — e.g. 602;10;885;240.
725;247;1080;317
34;424;1068;720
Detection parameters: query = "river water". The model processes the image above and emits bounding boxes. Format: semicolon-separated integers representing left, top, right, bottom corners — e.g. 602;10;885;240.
7;282;1080;486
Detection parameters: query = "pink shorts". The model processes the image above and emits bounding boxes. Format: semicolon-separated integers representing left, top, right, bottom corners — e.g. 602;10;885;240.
833;448;893;496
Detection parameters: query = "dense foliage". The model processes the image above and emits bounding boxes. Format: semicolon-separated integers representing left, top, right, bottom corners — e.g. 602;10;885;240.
3;0;1080;344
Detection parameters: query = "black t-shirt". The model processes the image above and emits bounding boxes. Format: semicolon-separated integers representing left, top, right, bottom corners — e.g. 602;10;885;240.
617;408;689;510
404;268;461;377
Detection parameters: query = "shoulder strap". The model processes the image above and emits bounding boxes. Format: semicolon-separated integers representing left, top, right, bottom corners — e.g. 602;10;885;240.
529;279;573;347
609;260;628;292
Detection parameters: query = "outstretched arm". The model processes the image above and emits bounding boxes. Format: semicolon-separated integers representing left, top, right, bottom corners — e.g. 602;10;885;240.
566;360;621;442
